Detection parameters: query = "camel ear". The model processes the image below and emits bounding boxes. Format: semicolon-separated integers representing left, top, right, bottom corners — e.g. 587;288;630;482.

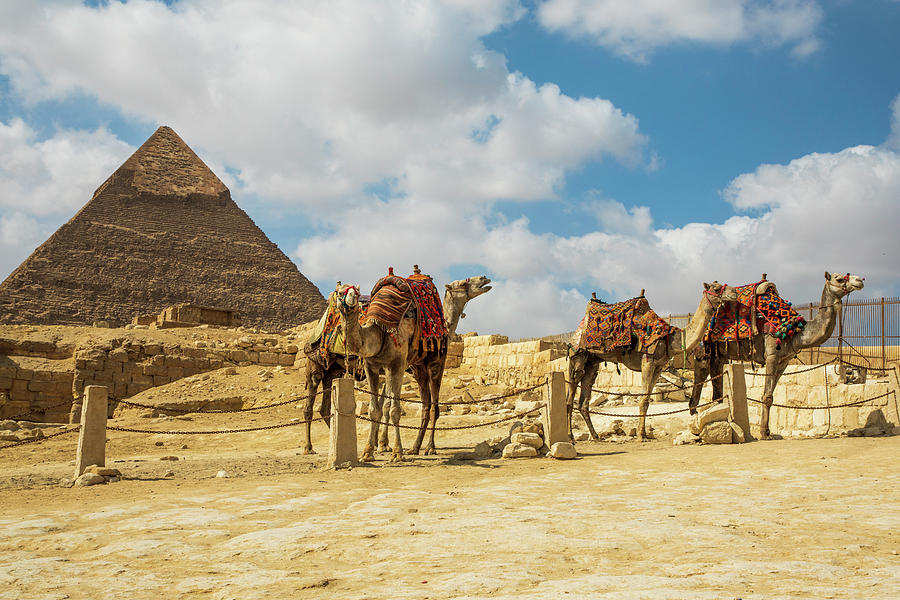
824;271;831;281
445;283;452;291
703;282;711;290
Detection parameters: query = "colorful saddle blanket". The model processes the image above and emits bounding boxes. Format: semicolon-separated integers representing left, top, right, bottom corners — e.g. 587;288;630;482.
576;296;674;354
308;287;354;361
364;270;448;351
704;280;806;343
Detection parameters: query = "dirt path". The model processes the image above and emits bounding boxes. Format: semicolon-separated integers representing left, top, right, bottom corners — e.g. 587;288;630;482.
1;418;898;600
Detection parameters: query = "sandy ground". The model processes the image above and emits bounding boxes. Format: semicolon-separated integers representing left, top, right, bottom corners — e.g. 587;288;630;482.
0;380;898;600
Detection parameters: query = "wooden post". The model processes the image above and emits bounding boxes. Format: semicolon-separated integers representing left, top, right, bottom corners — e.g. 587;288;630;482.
543;371;568;446
725;364;752;442
74;385;108;477
328;377;357;467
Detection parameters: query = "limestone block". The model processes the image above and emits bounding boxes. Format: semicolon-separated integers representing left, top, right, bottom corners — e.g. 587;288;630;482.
511;431;543;448
0;377;12;390
502;442;538;458
109;349;128;363
74;472;106;487
699;421;733;444
690;403;730;435
813;407;827;428
548;441;577;459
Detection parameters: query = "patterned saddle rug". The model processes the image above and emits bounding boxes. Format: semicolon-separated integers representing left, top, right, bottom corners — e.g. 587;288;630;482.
575;295;674;354
307;285;356;362
363;269;448;351
704;279;806;343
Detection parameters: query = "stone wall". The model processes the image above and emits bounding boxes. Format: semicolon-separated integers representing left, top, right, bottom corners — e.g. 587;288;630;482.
1;333;301;423
460;335;567;388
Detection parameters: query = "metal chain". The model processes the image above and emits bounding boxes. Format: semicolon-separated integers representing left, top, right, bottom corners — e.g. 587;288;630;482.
747;389;895;410
0;425;81;450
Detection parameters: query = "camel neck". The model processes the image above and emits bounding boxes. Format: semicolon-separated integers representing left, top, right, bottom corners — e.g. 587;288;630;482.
796;285;842;348
681;293;717;352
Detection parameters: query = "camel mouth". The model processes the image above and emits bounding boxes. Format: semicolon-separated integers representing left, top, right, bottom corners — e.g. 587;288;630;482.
470;278;492;296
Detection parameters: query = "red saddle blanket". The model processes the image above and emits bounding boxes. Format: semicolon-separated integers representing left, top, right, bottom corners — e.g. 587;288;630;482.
576;296;674;354
704;280;806;343
363;271;447;351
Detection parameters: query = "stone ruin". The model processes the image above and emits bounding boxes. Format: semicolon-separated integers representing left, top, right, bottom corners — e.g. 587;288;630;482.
134;303;242;329
0;126;325;331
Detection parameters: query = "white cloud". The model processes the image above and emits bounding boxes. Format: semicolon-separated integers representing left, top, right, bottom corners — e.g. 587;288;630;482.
0;0;649;209
0;211;46;279
0;118;134;216
536;0;823;61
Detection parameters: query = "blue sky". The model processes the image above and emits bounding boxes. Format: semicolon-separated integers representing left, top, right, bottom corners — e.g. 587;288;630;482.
1;0;899;337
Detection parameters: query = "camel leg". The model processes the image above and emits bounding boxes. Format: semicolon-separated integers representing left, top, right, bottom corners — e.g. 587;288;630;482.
566;352;583;441
759;358;788;440
577;356;601;441
302;364;322;454
361;366;382;462
710;351;724;404
377;381;390;452
638;357;662;441
407;365;429;455
319;369;334;428
386;365;405;462
690;352;709;415
423;360;444;455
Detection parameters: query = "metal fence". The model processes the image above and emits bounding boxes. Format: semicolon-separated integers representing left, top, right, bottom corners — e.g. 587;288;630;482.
527;296;900;370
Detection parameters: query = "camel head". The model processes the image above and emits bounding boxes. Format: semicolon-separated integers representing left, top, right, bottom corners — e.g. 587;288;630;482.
335;283;360;312
445;276;492;302
702;281;738;308
825;271;865;297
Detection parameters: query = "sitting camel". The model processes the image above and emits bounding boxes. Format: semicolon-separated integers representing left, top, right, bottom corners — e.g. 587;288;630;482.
690;271;864;439
567;282;736;441
300;275;491;454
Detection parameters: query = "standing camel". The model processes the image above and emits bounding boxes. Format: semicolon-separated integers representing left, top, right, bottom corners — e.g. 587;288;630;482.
690;271;864;439
567;282;736;441
300;276;491;454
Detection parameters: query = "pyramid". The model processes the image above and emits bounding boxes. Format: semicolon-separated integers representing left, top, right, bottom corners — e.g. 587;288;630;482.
0;126;326;330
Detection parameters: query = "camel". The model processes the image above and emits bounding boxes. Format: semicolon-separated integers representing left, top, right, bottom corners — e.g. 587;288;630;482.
300;276;491;455
690;271;865;440
567;282;737;441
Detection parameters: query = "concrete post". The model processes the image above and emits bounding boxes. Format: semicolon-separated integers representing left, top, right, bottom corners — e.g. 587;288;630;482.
328;377;357;467
74;385;108;477
543;371;568;446
725;364;752;442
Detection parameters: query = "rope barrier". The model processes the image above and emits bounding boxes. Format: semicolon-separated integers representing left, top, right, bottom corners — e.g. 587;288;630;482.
0;425;80;449
584;399;720;419
353;403;547;431
3;399;74;422
107;418;327;436
116;395;308;414
351;379;546;406
745;358;837;377
747;390;895;410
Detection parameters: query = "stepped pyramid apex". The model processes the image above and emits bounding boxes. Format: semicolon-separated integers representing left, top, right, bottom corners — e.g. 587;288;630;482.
96;125;228;200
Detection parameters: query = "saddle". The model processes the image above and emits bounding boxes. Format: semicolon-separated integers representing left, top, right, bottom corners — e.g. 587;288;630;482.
363;267;448;352
575;294;674;354
704;278;805;344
